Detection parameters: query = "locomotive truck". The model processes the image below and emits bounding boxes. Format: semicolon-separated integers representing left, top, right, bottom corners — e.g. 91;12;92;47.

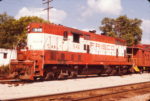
10;23;150;80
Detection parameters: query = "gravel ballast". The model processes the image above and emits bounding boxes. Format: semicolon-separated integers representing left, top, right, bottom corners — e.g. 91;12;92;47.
0;73;150;100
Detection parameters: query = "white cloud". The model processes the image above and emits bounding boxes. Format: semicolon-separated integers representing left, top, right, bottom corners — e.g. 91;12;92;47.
15;7;67;24
82;0;122;17
141;19;150;44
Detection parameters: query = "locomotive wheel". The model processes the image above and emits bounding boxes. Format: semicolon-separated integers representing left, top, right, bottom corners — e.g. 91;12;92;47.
97;72;103;76
102;65;113;76
45;72;54;80
110;69;117;76
54;72;60;79
70;71;78;78
118;68;123;76
97;68;105;76
129;68;135;73
58;73;65;80
122;69;128;75
105;68;113;76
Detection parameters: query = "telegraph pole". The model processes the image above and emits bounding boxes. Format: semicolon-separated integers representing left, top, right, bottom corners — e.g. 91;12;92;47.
43;0;53;22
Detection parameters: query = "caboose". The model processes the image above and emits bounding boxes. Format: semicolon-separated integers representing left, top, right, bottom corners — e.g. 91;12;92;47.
10;23;149;80
127;44;150;72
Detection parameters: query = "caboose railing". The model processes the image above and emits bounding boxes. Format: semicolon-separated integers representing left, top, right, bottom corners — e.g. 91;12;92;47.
127;54;137;64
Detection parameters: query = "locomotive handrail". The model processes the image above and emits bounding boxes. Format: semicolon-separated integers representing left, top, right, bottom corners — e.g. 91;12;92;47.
132;58;137;64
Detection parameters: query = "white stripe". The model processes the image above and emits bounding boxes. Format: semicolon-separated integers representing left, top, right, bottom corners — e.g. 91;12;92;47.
27;33;126;57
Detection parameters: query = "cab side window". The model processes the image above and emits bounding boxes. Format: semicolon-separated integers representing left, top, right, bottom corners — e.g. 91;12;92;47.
72;33;80;43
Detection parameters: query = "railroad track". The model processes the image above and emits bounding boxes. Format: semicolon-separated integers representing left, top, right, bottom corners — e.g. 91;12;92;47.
2;81;150;101
0;79;33;85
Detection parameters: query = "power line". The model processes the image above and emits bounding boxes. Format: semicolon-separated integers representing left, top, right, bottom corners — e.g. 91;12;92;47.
43;0;53;22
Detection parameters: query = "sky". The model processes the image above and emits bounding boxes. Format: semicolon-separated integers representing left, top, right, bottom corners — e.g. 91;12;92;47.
0;0;150;44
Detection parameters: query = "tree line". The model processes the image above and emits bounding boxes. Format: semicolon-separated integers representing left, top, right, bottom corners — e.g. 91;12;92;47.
0;13;143;49
0;13;48;49
100;16;142;46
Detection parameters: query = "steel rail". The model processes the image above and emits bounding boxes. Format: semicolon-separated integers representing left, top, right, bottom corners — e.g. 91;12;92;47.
72;82;150;101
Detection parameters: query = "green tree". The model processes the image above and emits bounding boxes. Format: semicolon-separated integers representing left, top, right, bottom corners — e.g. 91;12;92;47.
0;13;16;48
0;13;47;49
100;16;142;46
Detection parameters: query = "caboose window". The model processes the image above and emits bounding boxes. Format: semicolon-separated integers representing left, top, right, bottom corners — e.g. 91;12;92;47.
73;33;80;43
32;28;42;32
63;31;68;41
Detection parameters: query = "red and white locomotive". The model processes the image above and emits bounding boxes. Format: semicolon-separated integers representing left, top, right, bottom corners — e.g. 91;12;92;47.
10;23;150;80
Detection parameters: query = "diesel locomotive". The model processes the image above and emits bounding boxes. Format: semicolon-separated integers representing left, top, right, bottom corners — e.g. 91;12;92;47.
10;23;150;80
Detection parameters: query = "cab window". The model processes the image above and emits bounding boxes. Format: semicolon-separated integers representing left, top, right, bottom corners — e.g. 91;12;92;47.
32;28;42;32
72;33;80;43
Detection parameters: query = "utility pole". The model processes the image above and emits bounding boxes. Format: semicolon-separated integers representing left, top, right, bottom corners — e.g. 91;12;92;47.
43;0;53;22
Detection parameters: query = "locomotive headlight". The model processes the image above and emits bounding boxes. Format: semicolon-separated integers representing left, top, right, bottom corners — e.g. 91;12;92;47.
26;25;31;33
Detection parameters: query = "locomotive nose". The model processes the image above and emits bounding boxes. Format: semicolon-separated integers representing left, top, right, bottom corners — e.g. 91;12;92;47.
10;60;34;80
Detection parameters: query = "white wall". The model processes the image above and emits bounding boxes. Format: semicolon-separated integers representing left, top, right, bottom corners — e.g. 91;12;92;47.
0;49;17;66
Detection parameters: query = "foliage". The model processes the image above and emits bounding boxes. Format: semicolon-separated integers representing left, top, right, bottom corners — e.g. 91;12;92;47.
100;15;142;46
0;13;48;49
0;13;16;48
